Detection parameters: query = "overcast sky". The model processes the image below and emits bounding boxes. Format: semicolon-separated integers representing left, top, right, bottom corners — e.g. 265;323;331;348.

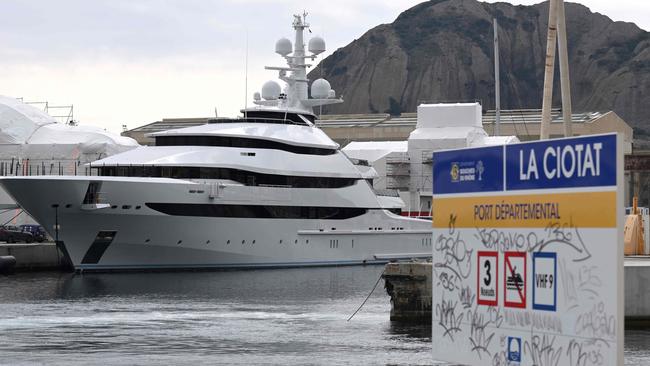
0;0;647;133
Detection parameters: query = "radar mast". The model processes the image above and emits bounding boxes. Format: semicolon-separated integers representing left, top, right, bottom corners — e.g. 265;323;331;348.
249;12;343;116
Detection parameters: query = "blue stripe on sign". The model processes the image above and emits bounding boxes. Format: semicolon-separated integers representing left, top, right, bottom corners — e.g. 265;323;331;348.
505;134;617;190
433;145;504;195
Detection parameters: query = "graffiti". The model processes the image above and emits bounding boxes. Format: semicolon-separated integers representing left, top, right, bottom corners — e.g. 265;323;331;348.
435;299;463;341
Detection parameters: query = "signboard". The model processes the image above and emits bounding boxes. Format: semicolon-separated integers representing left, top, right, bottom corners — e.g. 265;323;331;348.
477;251;498;306
431;134;623;366
504;252;526;309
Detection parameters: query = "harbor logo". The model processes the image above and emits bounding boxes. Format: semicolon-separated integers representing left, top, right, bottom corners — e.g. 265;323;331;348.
504;252;527;308
433;145;503;194
476;160;484;181
477;251;498;306
449;161;481;182
451;162;460;182
507;336;522;363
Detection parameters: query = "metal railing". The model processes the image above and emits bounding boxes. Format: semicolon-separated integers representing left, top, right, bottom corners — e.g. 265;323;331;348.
0;159;97;177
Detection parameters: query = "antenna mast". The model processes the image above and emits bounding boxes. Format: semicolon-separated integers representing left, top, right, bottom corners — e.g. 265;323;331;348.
244;29;249;118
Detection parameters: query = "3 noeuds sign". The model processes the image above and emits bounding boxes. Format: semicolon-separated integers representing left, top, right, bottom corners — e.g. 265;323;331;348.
431;134;623;366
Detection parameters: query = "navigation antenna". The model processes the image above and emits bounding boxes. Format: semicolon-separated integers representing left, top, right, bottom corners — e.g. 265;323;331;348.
252;12;343;117
244;28;249;119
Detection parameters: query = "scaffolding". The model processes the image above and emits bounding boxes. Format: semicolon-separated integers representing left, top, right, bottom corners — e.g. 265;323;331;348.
386;153;410;190
17;98;74;124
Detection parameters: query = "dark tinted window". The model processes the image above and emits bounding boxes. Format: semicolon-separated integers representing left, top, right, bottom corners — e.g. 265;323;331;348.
146;203;367;219
155;135;335;155
207;111;315;125
97;166;357;189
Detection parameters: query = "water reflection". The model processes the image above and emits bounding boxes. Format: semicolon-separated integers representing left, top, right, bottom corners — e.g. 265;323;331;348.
0;268;648;365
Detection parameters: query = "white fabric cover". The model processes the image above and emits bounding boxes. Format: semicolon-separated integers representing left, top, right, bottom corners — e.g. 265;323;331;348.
342;141;407;163
0;95;139;160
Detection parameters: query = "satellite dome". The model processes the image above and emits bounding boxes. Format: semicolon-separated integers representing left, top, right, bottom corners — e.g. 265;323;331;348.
261;81;281;100
275;38;292;56
311;78;331;99
308;36;326;55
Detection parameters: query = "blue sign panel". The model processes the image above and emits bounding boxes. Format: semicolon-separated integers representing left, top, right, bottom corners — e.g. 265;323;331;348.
505;134;616;191
507;336;522;362
532;252;558;312
433;145;503;194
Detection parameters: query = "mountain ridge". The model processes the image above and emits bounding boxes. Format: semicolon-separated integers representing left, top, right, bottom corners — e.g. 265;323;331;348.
309;0;650;137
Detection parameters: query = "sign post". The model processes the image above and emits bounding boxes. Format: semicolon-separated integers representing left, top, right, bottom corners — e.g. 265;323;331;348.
431;134;623;365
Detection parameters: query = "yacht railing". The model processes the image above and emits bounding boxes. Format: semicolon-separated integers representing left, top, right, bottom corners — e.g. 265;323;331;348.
0;159;98;177
208;117;309;126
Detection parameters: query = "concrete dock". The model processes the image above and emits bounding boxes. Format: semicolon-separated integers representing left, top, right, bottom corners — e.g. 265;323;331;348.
383;261;432;322
0;242;69;271
384;259;650;327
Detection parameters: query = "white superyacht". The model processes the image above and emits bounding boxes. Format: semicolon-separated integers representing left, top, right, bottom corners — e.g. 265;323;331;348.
0;13;432;271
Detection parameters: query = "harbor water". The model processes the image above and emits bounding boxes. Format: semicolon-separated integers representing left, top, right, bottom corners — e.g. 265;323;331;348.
0;266;648;365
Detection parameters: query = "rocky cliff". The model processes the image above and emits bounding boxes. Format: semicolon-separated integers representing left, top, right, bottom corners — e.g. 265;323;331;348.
309;0;650;135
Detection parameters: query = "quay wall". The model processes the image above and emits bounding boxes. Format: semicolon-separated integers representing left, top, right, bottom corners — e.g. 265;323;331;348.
0;243;67;271
385;260;650;327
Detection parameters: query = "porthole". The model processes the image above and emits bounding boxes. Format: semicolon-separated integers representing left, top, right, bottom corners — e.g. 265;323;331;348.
242;240;245;244
65;204;72;208
227;240;230;244
145;239;150;243
111;205;117;209
295;239;298;244
135;206;141;210
177;240;182;245
122;205;131;209
279;239;283;244
306;239;309;244
252;240;256;244
206;240;211;244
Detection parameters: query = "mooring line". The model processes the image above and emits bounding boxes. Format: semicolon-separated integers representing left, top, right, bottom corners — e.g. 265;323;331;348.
347;268;385;322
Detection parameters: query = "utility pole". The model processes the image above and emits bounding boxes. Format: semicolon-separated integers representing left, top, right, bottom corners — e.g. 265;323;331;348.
493;18;501;136
540;0;559;140
556;0;573;137
540;0;572;139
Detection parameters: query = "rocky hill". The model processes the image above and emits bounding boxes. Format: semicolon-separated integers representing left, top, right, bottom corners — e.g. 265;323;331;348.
309;0;650;136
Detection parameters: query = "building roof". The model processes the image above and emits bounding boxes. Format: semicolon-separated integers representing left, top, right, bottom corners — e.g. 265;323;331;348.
317;108;605;129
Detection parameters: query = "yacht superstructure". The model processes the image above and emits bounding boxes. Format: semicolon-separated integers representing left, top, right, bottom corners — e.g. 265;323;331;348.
0;13;432;271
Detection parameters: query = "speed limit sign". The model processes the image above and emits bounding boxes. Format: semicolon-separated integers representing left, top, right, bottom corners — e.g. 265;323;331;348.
477;251;498;306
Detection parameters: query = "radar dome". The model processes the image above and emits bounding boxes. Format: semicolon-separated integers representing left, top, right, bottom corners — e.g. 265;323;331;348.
275;38;292;56
261;81;282;100
311;78;331;99
308;36;326;55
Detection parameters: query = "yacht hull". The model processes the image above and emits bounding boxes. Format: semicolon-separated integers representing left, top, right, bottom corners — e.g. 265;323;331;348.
1;176;432;271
